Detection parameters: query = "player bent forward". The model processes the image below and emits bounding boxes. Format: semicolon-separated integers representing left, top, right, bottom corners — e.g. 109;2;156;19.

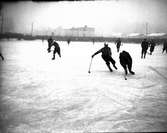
119;50;135;80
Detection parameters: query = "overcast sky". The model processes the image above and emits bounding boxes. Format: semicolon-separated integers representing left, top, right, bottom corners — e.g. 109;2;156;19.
1;0;167;35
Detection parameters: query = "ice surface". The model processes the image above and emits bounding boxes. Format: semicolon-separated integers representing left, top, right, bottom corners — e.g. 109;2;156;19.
0;40;167;132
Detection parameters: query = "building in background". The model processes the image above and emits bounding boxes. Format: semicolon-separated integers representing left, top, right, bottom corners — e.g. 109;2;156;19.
53;25;95;37
66;25;95;37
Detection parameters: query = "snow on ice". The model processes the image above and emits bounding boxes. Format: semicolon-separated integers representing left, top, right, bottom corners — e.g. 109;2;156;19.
0;40;167;132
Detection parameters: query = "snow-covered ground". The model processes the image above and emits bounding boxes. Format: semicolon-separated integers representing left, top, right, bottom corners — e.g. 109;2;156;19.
0;39;167;132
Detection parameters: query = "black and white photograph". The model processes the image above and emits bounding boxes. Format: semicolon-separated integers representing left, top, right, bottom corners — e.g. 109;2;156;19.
0;0;167;132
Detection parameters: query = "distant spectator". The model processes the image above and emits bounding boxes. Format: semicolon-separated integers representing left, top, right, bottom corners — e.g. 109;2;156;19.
149;39;156;55
162;40;167;53
115;38;122;52
141;38;149;58
67;39;71;45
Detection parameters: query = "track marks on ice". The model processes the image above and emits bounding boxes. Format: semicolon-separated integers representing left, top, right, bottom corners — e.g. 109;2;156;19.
149;66;167;81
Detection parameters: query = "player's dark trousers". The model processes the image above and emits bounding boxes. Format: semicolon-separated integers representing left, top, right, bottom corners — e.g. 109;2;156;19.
117;46;120;52
141;49;147;58
102;55;117;71
52;49;61;59
120;62;134;75
150;47;154;55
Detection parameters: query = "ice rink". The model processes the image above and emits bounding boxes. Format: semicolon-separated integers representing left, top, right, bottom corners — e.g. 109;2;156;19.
0;39;167;132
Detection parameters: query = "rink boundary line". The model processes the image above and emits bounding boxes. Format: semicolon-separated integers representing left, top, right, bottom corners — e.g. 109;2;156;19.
149;66;167;81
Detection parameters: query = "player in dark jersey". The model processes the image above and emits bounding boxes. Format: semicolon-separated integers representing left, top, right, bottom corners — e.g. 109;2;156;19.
47;37;61;60
92;43;117;72
119;50;135;80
